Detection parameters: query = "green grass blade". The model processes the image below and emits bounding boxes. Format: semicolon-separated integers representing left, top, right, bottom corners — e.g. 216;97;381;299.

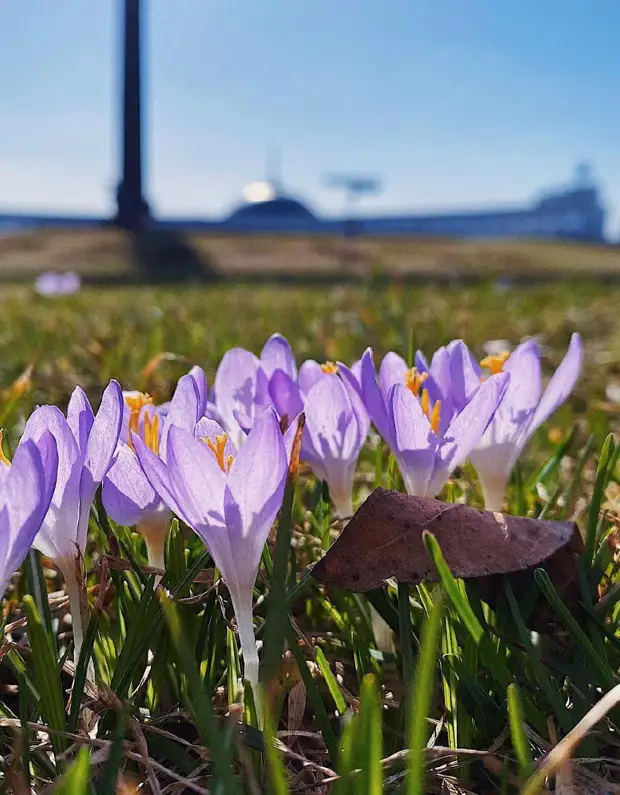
585;433;614;564
263;478;295;683
507;682;533;781
534;569;616;690
263;697;289;795
423;531;483;644
358;674;383;795
160;591;240;793
68;609;100;733
315;647;348;715
22;595;68;761
407;589;445;795
53;747;90;795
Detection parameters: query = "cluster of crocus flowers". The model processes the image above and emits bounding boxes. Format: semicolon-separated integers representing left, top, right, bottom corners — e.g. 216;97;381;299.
0;329;582;701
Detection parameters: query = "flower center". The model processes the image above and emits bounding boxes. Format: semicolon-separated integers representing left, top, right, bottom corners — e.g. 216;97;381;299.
321;361;339;374
480;351;510;374
203;432;234;473
420;388;441;434
125;392;154;413
404;367;428;397
126;393;159;454
0;431;11;467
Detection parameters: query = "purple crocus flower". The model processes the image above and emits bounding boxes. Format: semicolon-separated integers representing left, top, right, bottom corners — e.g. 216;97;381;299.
102;370;207;578
360;347;508;497
469;333;583;511
20;380;123;659
133;406;293;710
214;333;297;447
301;367;369;518
0;433;58;599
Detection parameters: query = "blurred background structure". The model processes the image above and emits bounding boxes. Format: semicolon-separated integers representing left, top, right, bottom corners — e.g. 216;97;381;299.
0;1;617;283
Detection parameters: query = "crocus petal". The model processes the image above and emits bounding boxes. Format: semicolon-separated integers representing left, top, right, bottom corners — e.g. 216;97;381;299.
214;348;261;446
22;405;82;562
66;387;94;458
303;375;362;516
102;444;162;527
298;360;323;396
77;379;123;552
338;363;370;444
3;437;56;575
447;340;481;412
360;348;393;446
431;372;509;495
84;380;124;484
133;434;194;529
188;365;208;415
529;333;583;435
388;384;436;497
260;333;297;380
429;346;452;398
160;373;202;460
165;426;227;529
379;352;409;401
268;370;304;423
226;407;288;562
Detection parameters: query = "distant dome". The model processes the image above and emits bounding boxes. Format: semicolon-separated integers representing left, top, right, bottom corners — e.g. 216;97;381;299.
228;181;317;223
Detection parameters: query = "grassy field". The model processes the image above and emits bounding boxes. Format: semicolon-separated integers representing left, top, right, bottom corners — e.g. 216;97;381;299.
1;228;620;283
0;279;619;793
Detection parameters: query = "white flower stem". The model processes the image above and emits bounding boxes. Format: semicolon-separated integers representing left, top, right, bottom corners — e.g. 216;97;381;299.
61;558;94;681
332;492;353;521
230;586;261;725
138;515;169;585
481;473;510;513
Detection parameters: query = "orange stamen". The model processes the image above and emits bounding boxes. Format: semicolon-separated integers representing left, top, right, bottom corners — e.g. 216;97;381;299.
143;413;160;455
420;388;441;434
404;367;428;397
480;351;510;375
205;433;232;473
321;361;339;375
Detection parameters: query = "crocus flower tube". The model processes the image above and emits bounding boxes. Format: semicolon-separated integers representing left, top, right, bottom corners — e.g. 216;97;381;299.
470;333;583;511
134;406;293;713
0;433;58;599
20;380;123;660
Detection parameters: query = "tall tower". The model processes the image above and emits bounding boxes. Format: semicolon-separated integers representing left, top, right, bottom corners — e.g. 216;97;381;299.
115;0;150;228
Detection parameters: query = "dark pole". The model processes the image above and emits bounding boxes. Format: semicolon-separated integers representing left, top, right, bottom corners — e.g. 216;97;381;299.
116;0;150;228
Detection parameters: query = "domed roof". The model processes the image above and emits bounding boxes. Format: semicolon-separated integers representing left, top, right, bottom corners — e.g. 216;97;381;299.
228;181;317;223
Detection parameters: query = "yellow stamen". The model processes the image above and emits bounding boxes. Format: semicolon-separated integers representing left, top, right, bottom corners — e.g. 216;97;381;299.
125;393;156;453
205;433;232;473
321;361;339;375
0;431;11;467
480;351;510;375
404;367;428;397
124;392;153;413
420;389;441;434
143;413;160;455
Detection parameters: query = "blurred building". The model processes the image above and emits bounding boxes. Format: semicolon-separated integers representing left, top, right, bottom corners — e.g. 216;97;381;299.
215;164;606;241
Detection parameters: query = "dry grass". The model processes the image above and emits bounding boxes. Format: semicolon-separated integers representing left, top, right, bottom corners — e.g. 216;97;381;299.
0;227;618;282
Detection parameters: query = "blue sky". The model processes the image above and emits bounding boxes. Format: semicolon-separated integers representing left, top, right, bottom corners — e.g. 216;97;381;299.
0;1;618;235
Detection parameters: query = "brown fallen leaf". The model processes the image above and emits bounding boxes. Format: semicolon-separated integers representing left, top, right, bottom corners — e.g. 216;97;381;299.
312;488;584;631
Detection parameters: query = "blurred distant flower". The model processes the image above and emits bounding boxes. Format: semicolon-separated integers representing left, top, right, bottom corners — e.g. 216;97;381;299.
605;381;620;405
103;371;206;579
20;380;123;660
34;271;81;297
0;434;58;599
470;333;583;511
134;407;294;711
360;346;508;496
